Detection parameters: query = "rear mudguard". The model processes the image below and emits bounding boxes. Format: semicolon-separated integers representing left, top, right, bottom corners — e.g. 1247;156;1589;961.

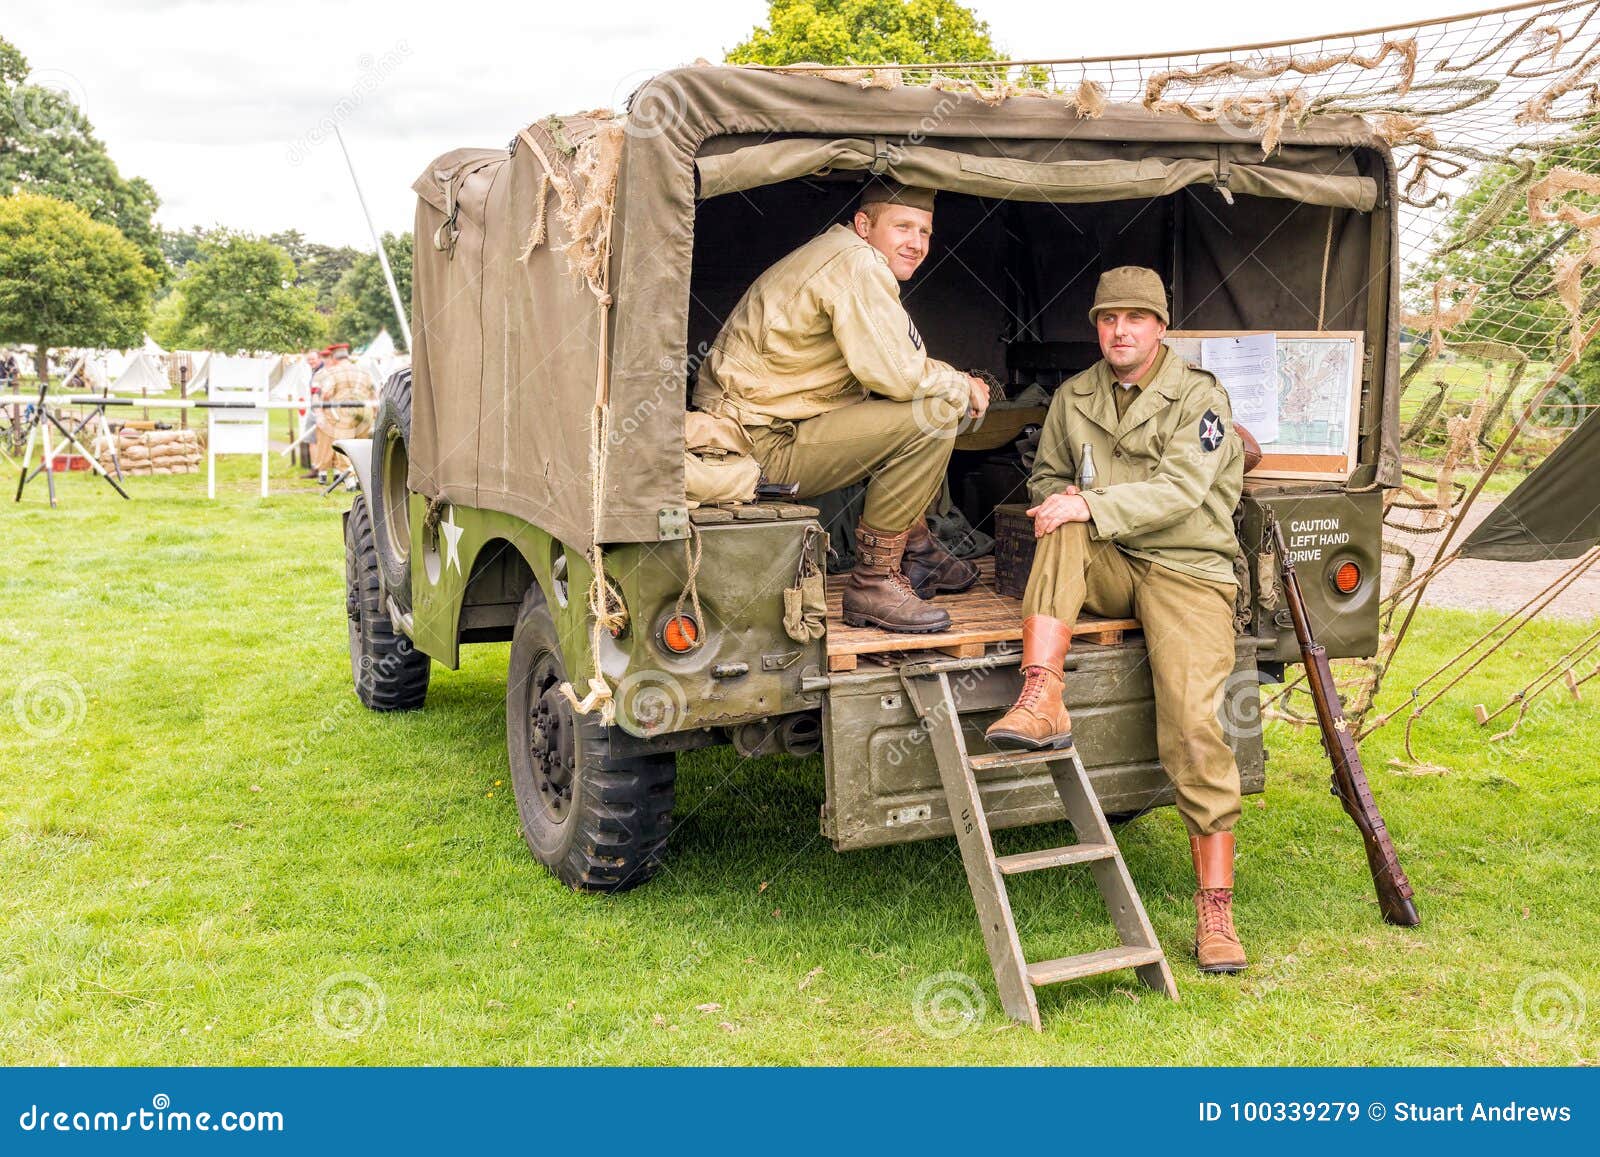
333;438;374;497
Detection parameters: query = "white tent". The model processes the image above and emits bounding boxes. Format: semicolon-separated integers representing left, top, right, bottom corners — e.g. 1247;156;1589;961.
267;355;313;404
362;329;396;361
179;351;213;393
206;354;274;395
354;329;408;388
109;351;170;395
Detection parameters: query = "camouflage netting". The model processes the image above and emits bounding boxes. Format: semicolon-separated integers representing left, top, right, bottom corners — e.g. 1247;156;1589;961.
763;1;1600;736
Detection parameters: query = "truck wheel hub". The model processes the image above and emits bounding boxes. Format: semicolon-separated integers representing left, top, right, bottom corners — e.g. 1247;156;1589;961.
528;661;574;821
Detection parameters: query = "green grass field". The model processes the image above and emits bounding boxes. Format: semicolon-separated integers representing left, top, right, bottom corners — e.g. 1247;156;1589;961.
2;457;1595;1065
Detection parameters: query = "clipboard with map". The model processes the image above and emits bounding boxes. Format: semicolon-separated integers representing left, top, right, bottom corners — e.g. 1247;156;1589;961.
1163;330;1363;481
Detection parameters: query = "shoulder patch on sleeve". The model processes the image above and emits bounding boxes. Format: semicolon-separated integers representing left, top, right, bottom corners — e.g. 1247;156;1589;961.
1199;409;1225;452
908;317;923;350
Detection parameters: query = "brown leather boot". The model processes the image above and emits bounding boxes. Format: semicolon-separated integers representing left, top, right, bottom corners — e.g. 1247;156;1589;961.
841;523;951;633
984;615;1074;750
902;518;980;597
1191;832;1248;973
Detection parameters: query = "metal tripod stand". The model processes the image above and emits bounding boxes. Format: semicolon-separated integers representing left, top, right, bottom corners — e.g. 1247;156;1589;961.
12;381;131;507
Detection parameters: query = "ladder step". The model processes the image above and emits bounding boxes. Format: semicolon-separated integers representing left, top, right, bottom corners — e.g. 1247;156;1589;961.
995;843;1117;874
967;745;1075;773
1026;946;1167;987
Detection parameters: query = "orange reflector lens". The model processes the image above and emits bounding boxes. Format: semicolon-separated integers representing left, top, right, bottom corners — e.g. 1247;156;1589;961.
1332;561;1361;595
662;615;699;653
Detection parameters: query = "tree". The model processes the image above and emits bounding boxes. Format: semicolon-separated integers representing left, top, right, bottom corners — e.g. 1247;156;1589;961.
160;225;212;273
329;232;412;351
0;194;156;381
1;36;163;277
147;288;201;350
175;232;326;353
726;0;999;65
267;230;362;311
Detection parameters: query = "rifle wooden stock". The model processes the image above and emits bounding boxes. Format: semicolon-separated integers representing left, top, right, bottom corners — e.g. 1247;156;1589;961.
1270;519;1420;927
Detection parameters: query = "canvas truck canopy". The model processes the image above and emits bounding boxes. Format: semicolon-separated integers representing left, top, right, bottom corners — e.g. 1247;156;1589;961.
407;65;1401;550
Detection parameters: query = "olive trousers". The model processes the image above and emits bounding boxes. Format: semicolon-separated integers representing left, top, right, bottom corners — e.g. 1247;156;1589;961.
1022;522;1243;836
743;396;962;533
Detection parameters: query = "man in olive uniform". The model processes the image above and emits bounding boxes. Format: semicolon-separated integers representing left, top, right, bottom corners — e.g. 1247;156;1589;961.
692;180;990;633
986;266;1249;973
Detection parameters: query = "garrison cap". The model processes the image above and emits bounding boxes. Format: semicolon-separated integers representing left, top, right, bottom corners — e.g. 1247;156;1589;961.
858;178;937;213
1089;266;1170;326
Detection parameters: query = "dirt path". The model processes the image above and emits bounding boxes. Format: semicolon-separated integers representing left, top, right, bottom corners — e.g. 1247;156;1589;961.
1417;498;1600;621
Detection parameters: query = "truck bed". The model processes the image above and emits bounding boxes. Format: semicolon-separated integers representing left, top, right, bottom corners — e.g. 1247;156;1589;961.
823;557;1138;671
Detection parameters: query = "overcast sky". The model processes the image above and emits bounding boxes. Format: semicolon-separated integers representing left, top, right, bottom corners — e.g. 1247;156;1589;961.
6;0;1476;249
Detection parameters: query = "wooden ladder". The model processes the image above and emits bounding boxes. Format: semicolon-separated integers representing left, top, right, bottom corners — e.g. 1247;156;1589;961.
899;660;1178;1030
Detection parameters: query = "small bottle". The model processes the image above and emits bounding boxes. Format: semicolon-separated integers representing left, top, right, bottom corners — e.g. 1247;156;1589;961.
1077;442;1097;490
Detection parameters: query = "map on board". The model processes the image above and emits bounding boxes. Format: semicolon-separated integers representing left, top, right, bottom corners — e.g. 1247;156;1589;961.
1164;333;1358;457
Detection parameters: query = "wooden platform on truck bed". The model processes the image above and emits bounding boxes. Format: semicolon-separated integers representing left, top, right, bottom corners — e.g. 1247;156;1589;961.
824;557;1139;672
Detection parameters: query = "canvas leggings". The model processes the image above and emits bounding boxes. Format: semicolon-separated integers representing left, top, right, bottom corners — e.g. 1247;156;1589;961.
1022;522;1243;836
743;396;962;533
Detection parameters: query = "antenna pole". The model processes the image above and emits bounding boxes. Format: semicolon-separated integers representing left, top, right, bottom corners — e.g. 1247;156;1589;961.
333;125;412;351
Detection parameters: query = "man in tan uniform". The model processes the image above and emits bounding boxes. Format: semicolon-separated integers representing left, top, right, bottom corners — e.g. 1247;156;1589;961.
693;181;990;633
985;267;1249;973
311;343;376;480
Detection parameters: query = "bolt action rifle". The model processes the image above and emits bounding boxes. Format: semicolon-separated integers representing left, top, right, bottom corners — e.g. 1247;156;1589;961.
1269;515;1420;927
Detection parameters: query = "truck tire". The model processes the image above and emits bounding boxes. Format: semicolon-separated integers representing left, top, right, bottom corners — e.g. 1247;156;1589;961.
370;367;414;614
506;586;675;893
345;493;431;711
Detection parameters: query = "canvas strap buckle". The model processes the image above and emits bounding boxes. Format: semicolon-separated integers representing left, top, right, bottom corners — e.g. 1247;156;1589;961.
434;165;467;257
1214;148;1235;205
871;136;891;175
433;216;460;257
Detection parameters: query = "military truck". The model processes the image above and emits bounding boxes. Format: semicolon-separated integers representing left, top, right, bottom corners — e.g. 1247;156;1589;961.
339;65;1399;900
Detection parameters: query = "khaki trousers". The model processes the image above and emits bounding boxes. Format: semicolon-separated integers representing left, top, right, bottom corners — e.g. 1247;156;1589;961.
1023;522;1242;836
744;396;961;533
311;427;334;473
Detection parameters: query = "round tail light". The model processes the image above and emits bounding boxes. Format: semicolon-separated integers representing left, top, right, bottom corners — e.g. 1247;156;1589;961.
1331;561;1361;595
660;614;700;654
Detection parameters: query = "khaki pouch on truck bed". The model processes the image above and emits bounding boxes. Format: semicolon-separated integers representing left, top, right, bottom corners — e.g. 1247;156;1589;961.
685;411;760;507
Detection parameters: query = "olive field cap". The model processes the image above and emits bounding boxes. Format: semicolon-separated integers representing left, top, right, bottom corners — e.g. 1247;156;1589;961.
1088;266;1170;326
858;179;937;212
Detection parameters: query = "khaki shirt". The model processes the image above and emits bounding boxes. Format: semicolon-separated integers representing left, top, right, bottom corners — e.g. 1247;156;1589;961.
315;359;377;438
1030;351;1243;586
692;225;967;426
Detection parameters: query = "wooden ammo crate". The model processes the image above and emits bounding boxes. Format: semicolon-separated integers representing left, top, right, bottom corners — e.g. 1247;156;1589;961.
993;503;1037;599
